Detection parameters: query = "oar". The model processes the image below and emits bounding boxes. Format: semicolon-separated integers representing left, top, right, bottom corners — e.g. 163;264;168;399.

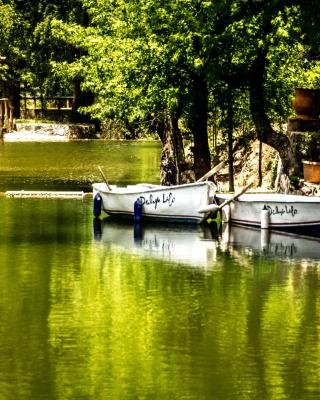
196;161;226;182
197;181;254;213
98;165;112;191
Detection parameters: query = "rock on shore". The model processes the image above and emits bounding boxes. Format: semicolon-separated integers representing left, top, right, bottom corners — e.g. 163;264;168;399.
4;122;97;141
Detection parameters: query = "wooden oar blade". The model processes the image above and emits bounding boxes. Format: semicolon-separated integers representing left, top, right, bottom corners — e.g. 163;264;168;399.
197;204;220;214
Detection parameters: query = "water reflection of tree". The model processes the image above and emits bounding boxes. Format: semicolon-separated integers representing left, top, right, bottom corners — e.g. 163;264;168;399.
45;240;320;399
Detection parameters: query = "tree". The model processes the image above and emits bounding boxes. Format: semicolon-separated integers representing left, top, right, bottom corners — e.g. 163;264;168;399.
0;0;22;115
0;0;92;119
43;0;217;182
6;0;318;190
208;1;312;190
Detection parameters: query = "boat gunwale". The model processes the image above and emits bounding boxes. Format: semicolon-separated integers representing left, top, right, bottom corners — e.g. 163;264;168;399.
216;193;320;204
93;181;215;196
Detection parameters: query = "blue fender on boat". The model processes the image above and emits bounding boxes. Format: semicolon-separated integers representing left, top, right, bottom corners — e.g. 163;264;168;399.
93;193;102;217
134;198;143;223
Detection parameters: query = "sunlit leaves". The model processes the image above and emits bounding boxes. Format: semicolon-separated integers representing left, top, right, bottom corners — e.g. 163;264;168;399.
0;1;15;42
3;0;319;153
74;0;202;121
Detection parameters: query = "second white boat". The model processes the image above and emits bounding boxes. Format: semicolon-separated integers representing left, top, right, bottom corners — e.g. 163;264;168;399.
215;192;320;232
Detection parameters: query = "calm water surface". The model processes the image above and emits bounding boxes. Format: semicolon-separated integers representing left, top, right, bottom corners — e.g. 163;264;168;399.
0;140;320;400
0;140;161;191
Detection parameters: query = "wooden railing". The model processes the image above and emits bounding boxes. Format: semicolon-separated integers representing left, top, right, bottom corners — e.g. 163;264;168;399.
0;98;14;136
21;96;74;112
20;96;74;121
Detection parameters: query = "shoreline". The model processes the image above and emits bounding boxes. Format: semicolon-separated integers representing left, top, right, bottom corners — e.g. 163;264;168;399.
2;122;98;141
3;131;70;142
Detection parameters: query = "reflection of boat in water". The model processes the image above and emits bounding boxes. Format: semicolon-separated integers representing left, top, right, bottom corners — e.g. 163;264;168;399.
93;218;218;267
221;224;320;261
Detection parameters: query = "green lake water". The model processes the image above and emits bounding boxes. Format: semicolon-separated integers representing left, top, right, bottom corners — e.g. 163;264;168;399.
0;140;320;400
0;140;161;191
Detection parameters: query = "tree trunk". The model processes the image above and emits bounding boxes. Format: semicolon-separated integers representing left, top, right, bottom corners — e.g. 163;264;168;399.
190;73;211;179
171;115;186;183
159;116;177;186
226;87;235;192
2;80;20;120
258;140;263;187
158;113;186;185
11;83;21;119
249;51;299;191
72;78;97;125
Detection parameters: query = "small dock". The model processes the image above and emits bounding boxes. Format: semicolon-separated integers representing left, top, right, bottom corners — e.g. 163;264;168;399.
5;190;87;199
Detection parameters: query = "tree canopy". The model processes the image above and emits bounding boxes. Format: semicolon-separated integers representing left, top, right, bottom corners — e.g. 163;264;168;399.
1;0;320;186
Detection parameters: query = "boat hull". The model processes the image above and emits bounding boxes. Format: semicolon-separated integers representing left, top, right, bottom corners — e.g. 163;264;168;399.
93;182;215;224
215;193;320;233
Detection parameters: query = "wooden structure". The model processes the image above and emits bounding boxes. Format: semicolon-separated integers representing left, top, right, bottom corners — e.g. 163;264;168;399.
0;98;14;137
288;87;320;132
302;161;320;183
287;88;320;181
5;190;86;198
21;96;74;121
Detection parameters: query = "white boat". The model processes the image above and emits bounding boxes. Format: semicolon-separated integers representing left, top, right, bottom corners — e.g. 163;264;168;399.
93;219;218;267
92;181;216;224
215;192;320;233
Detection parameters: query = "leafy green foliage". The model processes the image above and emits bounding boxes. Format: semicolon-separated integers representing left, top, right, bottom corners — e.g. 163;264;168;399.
2;0;320;170
0;0;19;88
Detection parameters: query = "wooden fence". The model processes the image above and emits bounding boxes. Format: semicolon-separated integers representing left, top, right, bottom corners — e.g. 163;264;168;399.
0;98;14;137
21;96;74;121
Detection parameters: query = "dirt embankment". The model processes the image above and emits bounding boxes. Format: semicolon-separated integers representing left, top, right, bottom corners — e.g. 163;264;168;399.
217;140;278;192
217;140;320;196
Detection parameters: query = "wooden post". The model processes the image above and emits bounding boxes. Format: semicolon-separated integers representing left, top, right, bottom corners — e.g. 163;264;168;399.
0;100;3;138
40;94;45;118
4;100;8;131
9;103;14;131
24;97;27;118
